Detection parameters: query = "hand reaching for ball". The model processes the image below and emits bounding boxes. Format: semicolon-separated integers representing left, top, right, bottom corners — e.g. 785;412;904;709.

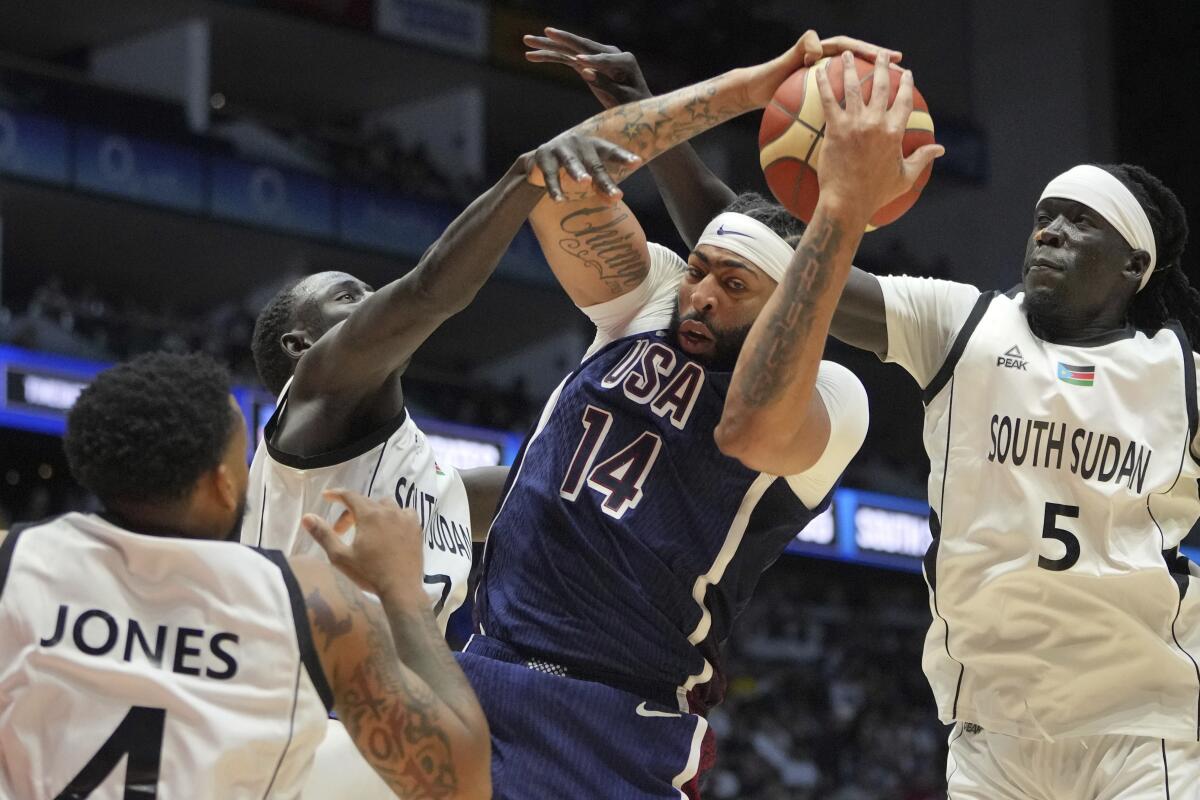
746;30;905;108
523;132;642;203
816;52;944;223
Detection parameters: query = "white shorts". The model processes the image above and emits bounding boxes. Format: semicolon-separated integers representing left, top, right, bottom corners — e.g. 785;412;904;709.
946;722;1200;800
302;718;398;800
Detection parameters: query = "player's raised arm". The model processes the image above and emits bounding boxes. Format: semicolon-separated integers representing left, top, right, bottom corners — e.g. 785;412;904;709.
524;27;736;249
525;27;896;354
289;161;546;401
526;30;847;307
717;52;943;474
290;492;491;799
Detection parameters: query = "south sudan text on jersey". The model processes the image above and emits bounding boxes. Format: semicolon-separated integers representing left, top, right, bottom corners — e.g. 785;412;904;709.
987;413;1152;493
395;475;472;559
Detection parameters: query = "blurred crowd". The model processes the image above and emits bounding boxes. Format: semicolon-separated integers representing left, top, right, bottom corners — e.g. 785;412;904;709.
0;277;537;433
713;560;946;799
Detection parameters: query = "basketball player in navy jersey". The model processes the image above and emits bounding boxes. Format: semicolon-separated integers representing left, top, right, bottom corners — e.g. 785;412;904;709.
0;353;490;799
450;36;940;796
542;27;1200;800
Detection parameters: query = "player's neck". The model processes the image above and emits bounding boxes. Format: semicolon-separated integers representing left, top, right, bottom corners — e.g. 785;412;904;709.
1025;306;1130;346
103;502;223;541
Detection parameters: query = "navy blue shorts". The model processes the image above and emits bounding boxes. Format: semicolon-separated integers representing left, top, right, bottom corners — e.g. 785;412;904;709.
456;635;715;799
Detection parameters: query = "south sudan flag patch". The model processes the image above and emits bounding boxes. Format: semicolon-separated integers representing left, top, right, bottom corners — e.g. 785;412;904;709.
1057;362;1095;387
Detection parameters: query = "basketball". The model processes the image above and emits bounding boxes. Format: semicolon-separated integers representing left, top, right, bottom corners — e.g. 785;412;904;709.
758;56;936;230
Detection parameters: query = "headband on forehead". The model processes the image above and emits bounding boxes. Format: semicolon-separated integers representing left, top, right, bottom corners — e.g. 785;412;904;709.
695;212;794;283
1038;164;1158;291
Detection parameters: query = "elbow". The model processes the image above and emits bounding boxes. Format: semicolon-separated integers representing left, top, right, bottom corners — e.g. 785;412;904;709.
714;415;775;472
715;414;817;475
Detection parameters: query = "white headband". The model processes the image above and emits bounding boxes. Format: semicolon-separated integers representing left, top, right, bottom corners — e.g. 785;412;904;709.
695;212;794;283
1038;164;1158;291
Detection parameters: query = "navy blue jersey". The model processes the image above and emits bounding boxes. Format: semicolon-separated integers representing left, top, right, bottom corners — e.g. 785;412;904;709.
476;331;830;710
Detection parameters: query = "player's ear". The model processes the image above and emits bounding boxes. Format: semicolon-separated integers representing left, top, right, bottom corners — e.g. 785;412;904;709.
210;463;238;512
281;330;314;360
1123;249;1152;285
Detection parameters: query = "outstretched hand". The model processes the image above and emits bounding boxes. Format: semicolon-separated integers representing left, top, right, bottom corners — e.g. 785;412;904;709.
302;489;426;602
748;29;905;108
523;27;652;109
814;51;944;220
524;133;642;203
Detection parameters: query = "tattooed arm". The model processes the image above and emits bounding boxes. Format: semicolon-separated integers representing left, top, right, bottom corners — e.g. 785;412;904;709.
525;31;846;307
716;53;943;475
291;492;491;799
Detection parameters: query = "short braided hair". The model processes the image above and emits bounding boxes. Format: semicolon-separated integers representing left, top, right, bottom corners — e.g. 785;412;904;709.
65;352;237;506
251;279;301;395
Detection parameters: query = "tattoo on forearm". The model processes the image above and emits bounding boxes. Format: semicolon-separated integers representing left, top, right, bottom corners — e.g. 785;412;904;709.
557;206;647;294
580;75;742;162
314;574;456;799
741;218;843;406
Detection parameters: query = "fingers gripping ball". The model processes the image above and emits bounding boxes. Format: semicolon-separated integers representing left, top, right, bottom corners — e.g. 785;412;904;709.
758;56;936;230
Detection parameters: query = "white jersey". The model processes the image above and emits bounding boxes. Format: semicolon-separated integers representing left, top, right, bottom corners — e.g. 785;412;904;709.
241;384;473;631
881;276;1200;741
0;513;331;799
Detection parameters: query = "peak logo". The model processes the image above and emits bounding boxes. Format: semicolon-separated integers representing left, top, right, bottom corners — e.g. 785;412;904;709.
996;345;1028;371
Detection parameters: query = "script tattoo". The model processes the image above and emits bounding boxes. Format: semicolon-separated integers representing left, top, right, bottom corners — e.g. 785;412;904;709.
742;217;843;405
556;206;647;294
314;574;456;799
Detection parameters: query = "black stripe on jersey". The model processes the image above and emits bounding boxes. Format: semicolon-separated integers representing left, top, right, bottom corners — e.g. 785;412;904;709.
258;549;335;712
262;658;304;799
923;511;941;591
0;524;29;599
1163;739;1172;798
944;722;967;795
365;441;388;496
1166;321;1199;456
263;388;409;471
1148;322;1200;738
921;291;997;405
255;491;268;548
935;377;967;719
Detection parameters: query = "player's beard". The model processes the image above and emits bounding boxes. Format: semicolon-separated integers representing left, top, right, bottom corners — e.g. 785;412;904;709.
667;307;752;372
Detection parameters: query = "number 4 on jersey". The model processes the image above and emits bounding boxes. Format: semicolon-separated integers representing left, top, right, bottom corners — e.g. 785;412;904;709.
55;705;165;798
560;405;663;519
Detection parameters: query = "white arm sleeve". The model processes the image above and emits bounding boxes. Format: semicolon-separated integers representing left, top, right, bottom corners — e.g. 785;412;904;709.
784;361;870;509
876;275;982;388
579;243;685;360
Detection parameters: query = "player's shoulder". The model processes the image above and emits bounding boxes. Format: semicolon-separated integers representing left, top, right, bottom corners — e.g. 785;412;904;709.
877;273;982;304
814;361;869;441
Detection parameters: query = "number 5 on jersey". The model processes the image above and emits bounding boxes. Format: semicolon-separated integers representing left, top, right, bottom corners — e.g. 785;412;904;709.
560;405;663;519
1039;501;1081;571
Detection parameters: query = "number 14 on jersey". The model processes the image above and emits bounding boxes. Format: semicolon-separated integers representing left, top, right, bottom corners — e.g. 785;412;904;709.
560;405;663;519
